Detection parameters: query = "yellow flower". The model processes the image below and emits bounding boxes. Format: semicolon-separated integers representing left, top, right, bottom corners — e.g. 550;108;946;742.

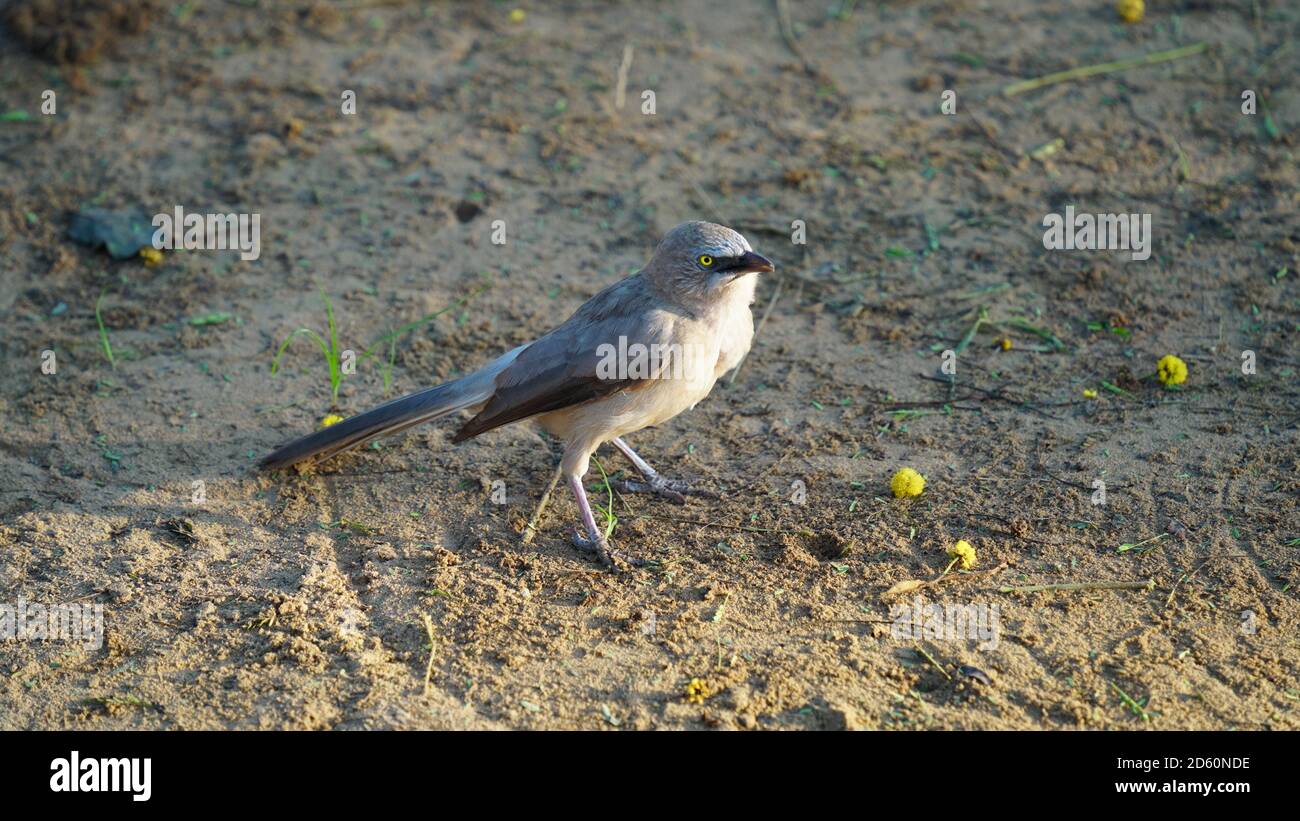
509;8;526;23
890;468;925;498
139;247;163;266
999;337;1012;351
685;678;711;704
319;414;346;429
948;540;977;570
1156;355;1188;386
1117;0;1143;24
1083;388;1098;399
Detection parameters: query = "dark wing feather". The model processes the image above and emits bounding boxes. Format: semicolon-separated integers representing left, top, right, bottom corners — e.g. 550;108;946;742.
452;274;680;442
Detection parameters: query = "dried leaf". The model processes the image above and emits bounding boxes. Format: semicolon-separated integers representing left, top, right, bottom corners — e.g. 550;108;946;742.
884;579;927;596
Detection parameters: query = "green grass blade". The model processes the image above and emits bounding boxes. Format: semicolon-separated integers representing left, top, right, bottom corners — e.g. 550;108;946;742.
95;292;116;370
271;327;330;375
357;282;492;363
592;457;618;539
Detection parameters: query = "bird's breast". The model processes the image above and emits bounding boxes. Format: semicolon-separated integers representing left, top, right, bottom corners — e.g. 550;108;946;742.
712;278;757;378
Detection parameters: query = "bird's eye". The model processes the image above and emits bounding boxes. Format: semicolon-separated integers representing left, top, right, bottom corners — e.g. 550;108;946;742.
698;254;714;267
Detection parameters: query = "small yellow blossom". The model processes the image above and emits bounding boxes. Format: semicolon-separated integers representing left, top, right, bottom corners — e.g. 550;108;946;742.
509;8;526;23
1083;388;1098;399
139;247;163;266
685;677;711;704
890;468;925;498
319;414;345;429
1117;0;1144;24
999;337;1012;351
948;540;977;570
1156;354;1188;386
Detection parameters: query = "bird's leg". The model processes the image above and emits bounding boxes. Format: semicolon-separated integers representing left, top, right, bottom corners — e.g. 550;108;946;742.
567;474;647;568
609;437;719;503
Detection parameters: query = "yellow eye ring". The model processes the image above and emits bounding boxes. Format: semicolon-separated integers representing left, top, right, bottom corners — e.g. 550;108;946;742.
698;254;714;267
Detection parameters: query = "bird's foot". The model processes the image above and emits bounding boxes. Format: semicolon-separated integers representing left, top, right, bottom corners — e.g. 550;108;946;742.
614;474;719;504
571;529;649;568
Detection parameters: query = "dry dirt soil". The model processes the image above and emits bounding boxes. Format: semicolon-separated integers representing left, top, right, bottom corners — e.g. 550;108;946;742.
1;0;1297;730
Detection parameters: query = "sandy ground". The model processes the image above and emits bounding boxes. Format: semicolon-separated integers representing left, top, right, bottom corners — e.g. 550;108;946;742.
1;0;1297;730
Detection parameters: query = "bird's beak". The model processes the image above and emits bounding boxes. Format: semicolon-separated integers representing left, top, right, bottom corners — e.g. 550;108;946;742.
732;250;774;275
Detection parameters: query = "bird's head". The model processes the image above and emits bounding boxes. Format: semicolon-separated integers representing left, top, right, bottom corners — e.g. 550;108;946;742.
644;221;774;305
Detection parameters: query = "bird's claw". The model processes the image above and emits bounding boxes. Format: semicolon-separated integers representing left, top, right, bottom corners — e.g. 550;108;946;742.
571;529;648;568
614;475;719;504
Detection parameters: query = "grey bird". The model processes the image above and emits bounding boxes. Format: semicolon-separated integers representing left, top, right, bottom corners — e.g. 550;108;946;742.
260;221;774;566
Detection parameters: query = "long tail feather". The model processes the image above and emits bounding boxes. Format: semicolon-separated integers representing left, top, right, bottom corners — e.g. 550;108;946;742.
259;380;477;469
259;345;525;470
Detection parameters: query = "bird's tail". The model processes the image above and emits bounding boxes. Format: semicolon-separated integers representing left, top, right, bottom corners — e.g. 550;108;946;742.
259;346;521;470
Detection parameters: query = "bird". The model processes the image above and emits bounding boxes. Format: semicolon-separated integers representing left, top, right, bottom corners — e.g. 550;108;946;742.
260;221;774;567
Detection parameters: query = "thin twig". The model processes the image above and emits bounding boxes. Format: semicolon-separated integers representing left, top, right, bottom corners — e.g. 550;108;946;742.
968;110;1021;162
915;645;952;680
917;373;1070;421
775;0;809;72
773;0;844;98
999;579;1155;594
953;306;989;355
420;613;437;697
1002;42;1209;97
883;561;1010;597
683;176;726;225
520;466;562;544
614;44;634;110
1164;553;1251;607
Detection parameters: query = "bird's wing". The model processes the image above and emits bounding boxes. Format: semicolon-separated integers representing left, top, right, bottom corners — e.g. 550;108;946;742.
452;275;681;441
